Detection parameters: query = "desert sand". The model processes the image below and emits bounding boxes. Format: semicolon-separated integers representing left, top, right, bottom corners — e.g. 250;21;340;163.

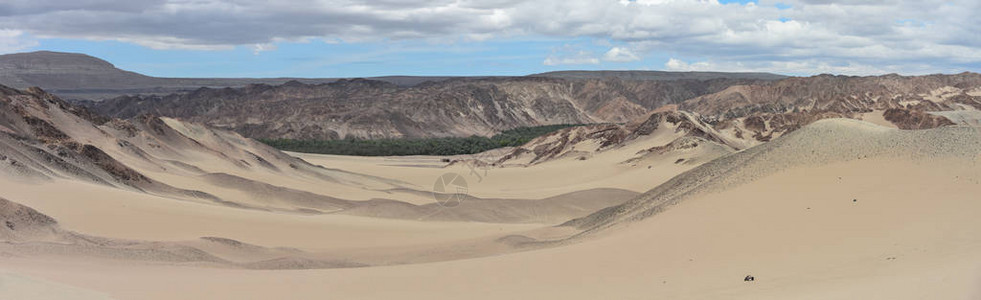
6;155;981;300
3;99;981;300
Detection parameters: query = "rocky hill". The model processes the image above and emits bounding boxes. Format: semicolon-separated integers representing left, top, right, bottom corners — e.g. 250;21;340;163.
681;73;981;116
580;72;981;146
83;76;772;140
494;110;744;166
478;73;981;166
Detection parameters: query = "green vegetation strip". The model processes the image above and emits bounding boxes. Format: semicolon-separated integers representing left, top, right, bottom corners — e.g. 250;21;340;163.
259;124;581;156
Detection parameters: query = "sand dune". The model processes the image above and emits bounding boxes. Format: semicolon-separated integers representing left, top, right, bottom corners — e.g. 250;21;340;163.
3;119;980;299
1;86;663;283
569;119;981;232
340;188;638;224
3;84;981;299
3;86;645;225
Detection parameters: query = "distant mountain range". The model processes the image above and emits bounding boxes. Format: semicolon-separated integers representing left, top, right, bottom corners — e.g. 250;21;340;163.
84;76;779;140
0;51;488;100
4;50;978;144
0;51;787;101
84;72;981;141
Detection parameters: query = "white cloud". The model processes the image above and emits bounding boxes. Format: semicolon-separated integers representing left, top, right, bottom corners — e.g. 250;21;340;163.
0;29;39;54
664;58;717;72
252;43;277;55
116;36;234;51
543;44;601;66
663;57;954;76
0;0;978;74
544;51;600;66
602;47;640;62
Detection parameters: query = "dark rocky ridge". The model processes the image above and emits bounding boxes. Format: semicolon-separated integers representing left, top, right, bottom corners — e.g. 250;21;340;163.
665;72;981;141
84;77;774;140
84;72;981;144
1;51;785;102
8;50;978;145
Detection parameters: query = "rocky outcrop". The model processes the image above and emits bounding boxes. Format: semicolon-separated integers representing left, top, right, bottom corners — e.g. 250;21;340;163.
495;124;628;165
496;110;741;165
0;197;57;232
0;85;211;196
83;72;981;145
680;73;981;129
883;108;956;130
85;76;771;140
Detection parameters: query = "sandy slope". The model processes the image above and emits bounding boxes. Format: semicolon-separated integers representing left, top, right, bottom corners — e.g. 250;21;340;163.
3;119;980;299
0;178;540;251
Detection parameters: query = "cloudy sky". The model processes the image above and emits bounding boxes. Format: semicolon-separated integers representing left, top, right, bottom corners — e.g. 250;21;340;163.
1;0;978;77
